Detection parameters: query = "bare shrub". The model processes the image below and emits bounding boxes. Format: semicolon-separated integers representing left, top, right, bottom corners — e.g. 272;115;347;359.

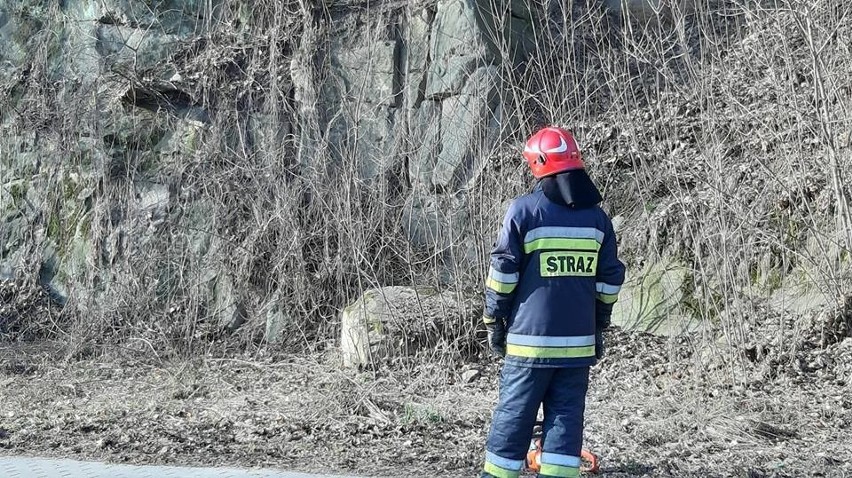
2;0;850;366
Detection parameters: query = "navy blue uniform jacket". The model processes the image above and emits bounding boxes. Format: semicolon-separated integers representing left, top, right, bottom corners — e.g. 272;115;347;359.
484;186;626;368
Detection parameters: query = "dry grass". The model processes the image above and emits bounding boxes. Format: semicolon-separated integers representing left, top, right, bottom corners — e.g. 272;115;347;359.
0;0;850;387
1;326;849;476
2;2;852;477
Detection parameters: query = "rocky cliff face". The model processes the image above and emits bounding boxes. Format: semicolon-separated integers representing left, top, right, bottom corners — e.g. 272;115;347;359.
3;1;849;348
2;1;219;322
0;0;547;342
292;0;535;248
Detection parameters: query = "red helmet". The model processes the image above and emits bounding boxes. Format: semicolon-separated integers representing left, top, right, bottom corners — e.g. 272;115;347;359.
522;127;584;179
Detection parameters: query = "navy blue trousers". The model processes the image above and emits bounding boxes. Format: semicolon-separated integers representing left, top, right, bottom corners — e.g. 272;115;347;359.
482;364;590;478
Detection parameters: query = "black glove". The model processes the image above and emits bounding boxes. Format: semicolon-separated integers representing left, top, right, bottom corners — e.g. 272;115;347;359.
595;329;605;360
484;316;506;358
596;302;613;330
595;302;611;361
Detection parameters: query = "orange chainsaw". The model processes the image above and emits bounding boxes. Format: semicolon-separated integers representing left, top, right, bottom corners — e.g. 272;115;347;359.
524;421;600;474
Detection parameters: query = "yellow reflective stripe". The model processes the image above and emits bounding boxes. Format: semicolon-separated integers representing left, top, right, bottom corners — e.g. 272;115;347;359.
482;315;497;325
489;267;519;284
486;277;516;294
596;292;619;304
539;463;580;478
483;462;520;478
524;238;601;254
506;344;596;359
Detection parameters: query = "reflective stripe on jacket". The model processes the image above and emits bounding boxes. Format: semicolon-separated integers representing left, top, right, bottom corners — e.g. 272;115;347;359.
484;188;625;368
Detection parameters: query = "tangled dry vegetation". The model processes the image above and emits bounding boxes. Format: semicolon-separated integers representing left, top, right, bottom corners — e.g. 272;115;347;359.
1;0;850;356
2;0;852;475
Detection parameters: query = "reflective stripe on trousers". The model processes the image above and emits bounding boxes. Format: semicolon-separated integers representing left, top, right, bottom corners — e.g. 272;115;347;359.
481;365;590;478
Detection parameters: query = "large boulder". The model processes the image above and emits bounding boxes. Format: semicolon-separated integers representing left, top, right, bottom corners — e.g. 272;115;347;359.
612;257;702;335
340;286;476;368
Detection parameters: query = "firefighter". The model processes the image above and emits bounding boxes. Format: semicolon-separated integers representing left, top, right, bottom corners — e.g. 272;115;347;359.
481;126;626;478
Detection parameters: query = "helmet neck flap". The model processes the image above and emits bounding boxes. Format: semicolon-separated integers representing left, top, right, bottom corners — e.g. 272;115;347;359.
538;170;603;209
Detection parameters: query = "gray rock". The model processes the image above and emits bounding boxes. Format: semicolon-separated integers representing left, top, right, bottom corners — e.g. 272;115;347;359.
172;199;246;332
291;26;324;175
179;199;216;262
333;39;399;106
431;66;500;192
99;105;170;154
152;112;207;160
212;272;246;333
2;0;545;341
64;0;222;36
340;286;474;368
402;194;472;251
461;369;481;383
248;112;290;156
38;242;69;305
611;256;703;336
358;107;400;179
321;29;405;179
0;4;26;66
611;214;625;234
62;0;216;83
262;294;290;344
135;182;170;222
290;2;533;193
503;0;537;63
768;287;831;318
326;104;400;179
426;0;491;99
96;25;181;75
402;8;433;110
407;100;442;188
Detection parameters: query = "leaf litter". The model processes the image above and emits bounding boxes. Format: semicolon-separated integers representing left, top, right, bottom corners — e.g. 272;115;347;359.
1;317;850;477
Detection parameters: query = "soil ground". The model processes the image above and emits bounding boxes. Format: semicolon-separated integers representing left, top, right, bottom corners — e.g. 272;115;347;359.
1;328;850;477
